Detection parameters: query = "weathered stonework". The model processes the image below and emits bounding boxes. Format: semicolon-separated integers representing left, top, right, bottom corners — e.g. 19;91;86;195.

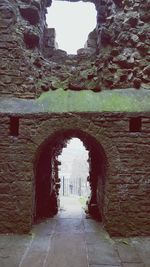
0;0;149;97
0;0;150;236
0;112;150;236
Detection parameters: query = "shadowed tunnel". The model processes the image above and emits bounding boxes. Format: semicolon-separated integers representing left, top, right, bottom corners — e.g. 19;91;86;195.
34;129;107;223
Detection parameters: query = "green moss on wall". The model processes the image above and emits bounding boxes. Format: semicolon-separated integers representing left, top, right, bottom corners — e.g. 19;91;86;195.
36;88;150;112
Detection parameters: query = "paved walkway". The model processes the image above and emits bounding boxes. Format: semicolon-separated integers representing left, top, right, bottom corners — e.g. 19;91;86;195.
0;197;150;267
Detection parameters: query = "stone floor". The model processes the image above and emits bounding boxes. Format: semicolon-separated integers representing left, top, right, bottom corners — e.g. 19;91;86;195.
0;197;150;267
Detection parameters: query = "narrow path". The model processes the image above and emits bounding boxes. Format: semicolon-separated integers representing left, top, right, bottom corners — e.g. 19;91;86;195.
20;197;89;267
0;197;150;267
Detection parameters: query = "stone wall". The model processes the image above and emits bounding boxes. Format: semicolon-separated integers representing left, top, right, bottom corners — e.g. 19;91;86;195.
0;0;51;98
0;0;150;237
0;112;150;236
95;0;150;90
0;0;149;98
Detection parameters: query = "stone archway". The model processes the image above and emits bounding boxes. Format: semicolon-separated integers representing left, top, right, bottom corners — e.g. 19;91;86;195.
34;128;108;222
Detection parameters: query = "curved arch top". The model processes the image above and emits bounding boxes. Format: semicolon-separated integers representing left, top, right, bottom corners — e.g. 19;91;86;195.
33;115;121;179
32;116;121;223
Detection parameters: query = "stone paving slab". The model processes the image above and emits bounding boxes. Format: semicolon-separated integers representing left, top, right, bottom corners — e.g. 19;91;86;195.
84;228;112;244
122;264;145;267
19;219;56;267
83;218;103;233
0;197;150;267
0;234;32;267
44;232;88;267
131;237;150;267
19;235;50;267
55;218;84;233
33;219;56;236
89;265;121;267
57;209;83;219
116;242;142;264
87;242;121;266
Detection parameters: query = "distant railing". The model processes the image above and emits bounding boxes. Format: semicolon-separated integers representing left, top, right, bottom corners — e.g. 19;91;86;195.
59;176;90;197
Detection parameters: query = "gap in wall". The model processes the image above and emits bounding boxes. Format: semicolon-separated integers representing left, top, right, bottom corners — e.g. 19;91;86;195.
46;0;97;54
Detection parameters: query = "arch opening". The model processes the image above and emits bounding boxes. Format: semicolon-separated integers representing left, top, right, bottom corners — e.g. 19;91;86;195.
34;129;107;223
46;0;97;54
58;138;90;200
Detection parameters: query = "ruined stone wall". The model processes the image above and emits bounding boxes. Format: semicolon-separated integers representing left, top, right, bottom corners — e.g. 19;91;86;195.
0;0;150;237
0;0;149;98
0;0;51;98
95;0;150;90
0;112;150;236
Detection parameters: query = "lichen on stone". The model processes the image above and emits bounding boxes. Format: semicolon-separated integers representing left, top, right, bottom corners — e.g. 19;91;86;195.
36;88;150;112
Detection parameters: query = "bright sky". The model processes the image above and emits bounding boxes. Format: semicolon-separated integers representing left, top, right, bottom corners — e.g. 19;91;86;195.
46;0;96;54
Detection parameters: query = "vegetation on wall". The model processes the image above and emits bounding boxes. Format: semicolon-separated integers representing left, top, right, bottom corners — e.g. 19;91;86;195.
36;88;150;112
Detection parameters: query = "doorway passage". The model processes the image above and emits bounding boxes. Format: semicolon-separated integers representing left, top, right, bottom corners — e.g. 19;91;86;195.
58;138;89;196
58;137;90;213
34;129;107;223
